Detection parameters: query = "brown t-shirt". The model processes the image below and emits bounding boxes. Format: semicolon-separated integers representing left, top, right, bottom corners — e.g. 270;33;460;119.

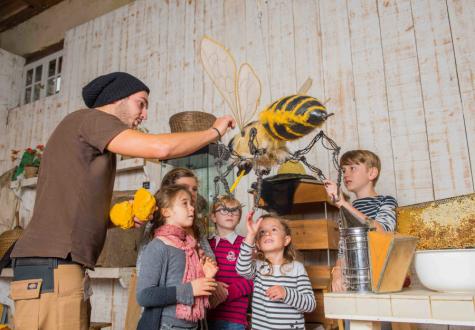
12;109;128;268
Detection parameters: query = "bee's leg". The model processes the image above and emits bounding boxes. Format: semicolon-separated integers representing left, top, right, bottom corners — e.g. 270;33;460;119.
252;167;271;210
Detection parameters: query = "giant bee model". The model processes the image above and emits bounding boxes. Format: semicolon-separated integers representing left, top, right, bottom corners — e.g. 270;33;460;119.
200;36;341;208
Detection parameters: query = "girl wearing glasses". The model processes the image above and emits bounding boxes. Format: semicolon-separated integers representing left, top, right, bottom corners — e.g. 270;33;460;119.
207;196;253;330
236;213;316;330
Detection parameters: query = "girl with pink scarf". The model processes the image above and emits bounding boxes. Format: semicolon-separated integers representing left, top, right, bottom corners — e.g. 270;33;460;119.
137;185;218;330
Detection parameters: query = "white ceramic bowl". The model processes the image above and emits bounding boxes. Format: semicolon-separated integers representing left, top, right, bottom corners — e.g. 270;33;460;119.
414;249;475;293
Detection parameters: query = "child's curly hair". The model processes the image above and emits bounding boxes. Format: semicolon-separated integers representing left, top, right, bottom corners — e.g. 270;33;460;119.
255;214;297;275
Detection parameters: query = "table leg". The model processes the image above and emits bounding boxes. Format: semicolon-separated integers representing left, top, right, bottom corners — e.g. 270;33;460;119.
349;320;381;330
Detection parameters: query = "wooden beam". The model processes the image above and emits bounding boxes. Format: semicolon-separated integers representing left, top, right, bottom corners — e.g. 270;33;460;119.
0;0;63;32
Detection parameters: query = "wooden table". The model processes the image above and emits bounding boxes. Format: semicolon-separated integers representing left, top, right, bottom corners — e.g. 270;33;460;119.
324;289;475;329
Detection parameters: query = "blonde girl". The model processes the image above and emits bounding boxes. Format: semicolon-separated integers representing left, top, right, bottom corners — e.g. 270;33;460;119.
236;213;316;330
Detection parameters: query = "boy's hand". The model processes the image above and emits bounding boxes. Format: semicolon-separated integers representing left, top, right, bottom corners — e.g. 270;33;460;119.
191;277;217;296
244;211;263;245
202;256;219;278
331;267;346;292
210;281;229;308
323;180;345;207
266;285;286;301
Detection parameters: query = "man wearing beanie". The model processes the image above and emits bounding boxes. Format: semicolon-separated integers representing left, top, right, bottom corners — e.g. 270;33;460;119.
10;72;235;330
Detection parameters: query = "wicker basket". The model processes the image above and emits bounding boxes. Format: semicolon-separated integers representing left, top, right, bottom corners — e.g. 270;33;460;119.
0;211;23;260
169;111;216;133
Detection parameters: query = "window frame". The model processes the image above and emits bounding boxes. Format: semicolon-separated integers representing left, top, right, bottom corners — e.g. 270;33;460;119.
22;50;63;105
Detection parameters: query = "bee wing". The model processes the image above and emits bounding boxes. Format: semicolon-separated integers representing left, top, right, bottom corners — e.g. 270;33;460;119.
297;77;313;95
237;63;262;127
200;36;241;130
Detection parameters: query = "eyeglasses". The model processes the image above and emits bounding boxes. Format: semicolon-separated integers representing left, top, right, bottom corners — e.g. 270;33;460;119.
215;208;241;216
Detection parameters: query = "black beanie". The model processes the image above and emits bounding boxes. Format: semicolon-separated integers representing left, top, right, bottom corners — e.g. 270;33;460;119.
82;72;150;108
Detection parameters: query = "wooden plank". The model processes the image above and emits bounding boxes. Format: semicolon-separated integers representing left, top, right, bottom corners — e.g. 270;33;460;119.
447;0;475;191
266;0;296;98
287;219;339;250
377;0;434;205
347;0;397;198
292;0;331;181
165;0;186;122
319;0;359;180
145;0;168;127
305;265;331;290
411;0;473;199
223;0;249;218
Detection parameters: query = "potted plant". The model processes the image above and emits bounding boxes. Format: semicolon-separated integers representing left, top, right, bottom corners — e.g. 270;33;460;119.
11;145;44;180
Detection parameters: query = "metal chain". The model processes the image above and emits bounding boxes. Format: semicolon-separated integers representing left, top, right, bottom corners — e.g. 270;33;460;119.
212;129;343;210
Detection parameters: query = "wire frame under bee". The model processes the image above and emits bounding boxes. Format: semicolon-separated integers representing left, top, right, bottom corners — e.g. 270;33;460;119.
396;193;475;250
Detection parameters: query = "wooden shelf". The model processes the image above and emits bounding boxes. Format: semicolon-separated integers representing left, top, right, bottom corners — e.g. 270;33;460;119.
10;176;38;189
9;158;149;190
288;219;339;250
324;289;475;326
1;267;135;289
116;157;146;172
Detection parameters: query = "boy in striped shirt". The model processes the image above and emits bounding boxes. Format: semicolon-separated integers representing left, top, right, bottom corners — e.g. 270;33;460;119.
324;149;398;292
207;196;253;330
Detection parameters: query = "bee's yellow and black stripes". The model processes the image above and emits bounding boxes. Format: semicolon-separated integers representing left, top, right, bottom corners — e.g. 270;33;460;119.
259;95;328;141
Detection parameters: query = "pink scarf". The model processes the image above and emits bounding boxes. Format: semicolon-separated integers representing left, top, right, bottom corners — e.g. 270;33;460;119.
154;224;209;322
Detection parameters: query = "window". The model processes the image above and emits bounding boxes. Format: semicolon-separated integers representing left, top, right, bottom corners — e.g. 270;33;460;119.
22;50;63;105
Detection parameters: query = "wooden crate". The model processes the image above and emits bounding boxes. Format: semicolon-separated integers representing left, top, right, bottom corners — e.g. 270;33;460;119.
306;265;332;290
305;289;339;329
288;219;339;250
258;179;340;215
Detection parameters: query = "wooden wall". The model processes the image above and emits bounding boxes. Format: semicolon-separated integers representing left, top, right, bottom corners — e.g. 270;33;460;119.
0;49;23;172
1;0;474;209
0;0;474;328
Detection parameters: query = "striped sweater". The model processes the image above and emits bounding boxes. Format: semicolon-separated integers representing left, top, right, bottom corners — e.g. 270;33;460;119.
352;195;398;231
207;234;253;326
338;195;398;257
236;241;316;330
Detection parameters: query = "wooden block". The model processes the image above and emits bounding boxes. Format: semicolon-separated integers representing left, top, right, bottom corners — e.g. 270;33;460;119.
349;321;381;330
288;219;339;250
390;294;431;319
305;289;341;329
431;294;475;322
306;265;331;289
257;179;339;215
124;270;141;330
324;293;358;316
305;290;325;323
368;231;417;293
355;295;392;317
294;181;331;204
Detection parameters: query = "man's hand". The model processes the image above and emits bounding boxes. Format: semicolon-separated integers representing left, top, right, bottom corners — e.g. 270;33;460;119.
212;115;236;138
331;267;346;292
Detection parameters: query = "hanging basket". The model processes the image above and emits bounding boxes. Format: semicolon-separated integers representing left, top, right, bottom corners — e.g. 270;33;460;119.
0;210;23;260
169;111;216;133
24;166;39;178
